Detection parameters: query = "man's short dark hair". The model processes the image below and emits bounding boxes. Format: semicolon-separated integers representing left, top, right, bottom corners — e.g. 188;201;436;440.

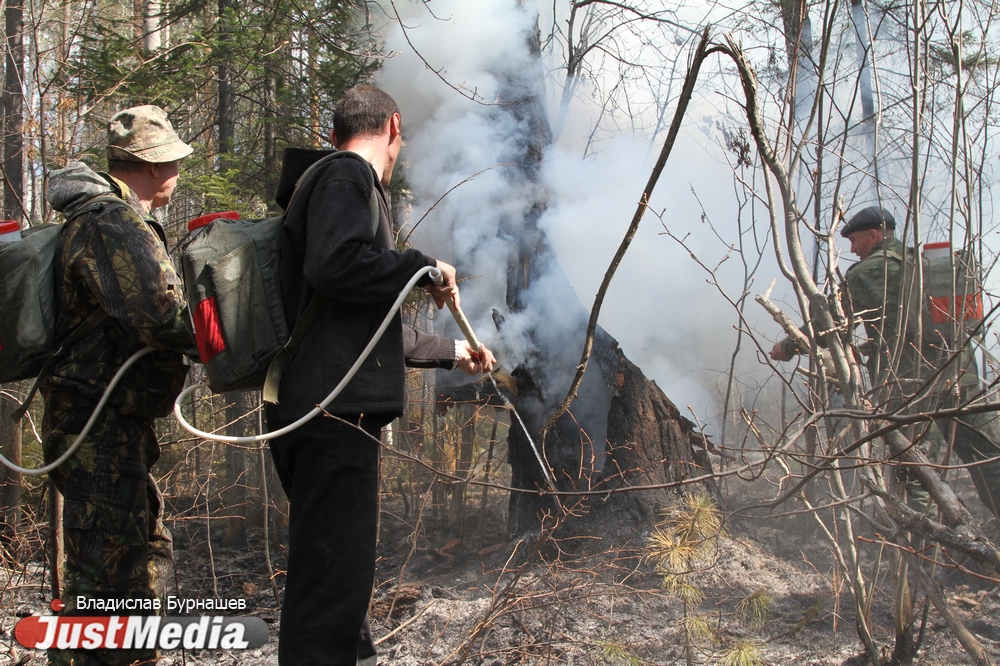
334;86;399;143
107;159;150;175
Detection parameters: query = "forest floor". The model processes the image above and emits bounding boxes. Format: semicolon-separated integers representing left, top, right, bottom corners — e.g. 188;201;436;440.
2;477;999;666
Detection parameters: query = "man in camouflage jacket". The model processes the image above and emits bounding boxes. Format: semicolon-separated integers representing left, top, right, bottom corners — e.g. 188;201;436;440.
41;105;194;666
771;207;1000;523
771;208;920;380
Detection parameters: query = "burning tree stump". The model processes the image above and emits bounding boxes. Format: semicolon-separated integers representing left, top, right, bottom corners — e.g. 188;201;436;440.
432;16;716;540
482;25;713;538
498;274;718;538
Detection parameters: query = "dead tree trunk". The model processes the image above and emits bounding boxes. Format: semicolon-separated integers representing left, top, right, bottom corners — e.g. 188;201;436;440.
492;22;715;539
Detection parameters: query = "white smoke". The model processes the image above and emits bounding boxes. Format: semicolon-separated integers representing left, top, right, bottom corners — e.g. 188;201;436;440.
376;0;784;432
377;0;536;340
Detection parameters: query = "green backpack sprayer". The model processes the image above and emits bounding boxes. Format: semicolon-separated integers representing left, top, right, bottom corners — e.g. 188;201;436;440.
174;179;552;481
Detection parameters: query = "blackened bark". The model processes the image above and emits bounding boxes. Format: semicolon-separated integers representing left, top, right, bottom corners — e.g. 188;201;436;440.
502;321;717;539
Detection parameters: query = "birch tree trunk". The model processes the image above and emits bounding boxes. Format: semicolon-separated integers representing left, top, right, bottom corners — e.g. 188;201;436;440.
143;0;161;52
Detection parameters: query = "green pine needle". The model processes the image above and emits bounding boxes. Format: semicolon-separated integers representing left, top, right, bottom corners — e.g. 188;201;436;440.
717;640;768;666
736;588;774;629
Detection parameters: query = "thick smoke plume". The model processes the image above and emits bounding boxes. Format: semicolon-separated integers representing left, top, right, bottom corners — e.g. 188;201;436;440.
377;0;778;431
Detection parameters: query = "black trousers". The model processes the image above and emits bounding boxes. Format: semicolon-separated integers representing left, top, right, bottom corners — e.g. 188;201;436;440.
267;411;388;666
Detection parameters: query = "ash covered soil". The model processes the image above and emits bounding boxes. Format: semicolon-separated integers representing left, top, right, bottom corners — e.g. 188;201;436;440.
3;488;1000;666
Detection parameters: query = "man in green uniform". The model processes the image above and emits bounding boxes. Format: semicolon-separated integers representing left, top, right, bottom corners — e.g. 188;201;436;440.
771;207;1000;524
41;105;194;665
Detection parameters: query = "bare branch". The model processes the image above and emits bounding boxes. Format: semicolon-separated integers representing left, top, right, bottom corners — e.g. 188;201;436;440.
541;27;717;438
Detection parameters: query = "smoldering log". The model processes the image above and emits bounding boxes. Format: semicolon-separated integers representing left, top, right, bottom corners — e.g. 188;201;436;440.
490;279;719;538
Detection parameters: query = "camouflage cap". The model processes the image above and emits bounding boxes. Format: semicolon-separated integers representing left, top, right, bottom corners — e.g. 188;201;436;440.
107;105;193;163
841;206;895;237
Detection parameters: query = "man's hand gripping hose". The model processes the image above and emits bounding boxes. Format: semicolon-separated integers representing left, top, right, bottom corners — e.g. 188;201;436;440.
430;273;556;489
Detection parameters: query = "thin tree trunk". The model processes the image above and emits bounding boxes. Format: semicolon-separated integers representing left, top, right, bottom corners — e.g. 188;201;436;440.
307;25;321;148
223;392;249;547
263;63;279;205
257;398;280;605
3;0;24;223
0;391;22;543
450;403;476;530
432;409;442;519
217;0;233;159
132;0;143;44
779;0;816;121
478;414;499;529
850;0;877;199
143;0;161;51
49;481;63;599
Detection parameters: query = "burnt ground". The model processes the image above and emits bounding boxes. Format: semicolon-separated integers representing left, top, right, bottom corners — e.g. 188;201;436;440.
2;479;1000;666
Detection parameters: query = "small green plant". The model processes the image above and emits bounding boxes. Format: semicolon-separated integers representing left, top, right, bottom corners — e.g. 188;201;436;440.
735;588;774;629
647;492;725;666
716;640;767;666
663;575;707;606
647;492;725;575
790;596;826;635
595;639;645;665
681;612;716;645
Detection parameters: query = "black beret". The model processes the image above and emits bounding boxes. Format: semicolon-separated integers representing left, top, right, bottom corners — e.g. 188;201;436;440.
841;206;895;237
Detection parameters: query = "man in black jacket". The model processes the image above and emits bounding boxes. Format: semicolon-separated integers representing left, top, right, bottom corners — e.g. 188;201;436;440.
266;85;495;666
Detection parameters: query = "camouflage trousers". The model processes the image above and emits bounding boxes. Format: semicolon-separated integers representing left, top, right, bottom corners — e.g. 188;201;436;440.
888;376;1000;524
43;406;173;666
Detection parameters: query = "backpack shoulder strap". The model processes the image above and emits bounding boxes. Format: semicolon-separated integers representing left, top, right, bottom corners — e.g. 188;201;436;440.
261;152;380;404
261;293;328;404
289;150;379;236
71;193;131;218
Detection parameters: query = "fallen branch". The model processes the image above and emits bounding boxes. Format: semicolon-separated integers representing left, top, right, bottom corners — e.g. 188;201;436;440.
881;429;984;535
375;599;438;646
900;543;994;666
756;278;812;354
864;479;1000;574
862;484;998;666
